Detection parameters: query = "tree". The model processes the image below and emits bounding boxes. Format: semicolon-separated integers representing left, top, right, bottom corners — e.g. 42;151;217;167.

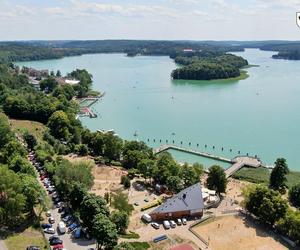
0;113;13;148
166;175;183;193
23;132;37;150
9;155;36;176
40;77;58;92
20;174;45;214
270;158;289;191
277;209;300;242
113;243;134;250
137;159;155;181
69;182;87;211
75;144;89;156
289;184;300;208
47;110;71;140
243;185;288;226
182;163;202;188
103;133;123;161
111;191;134;215
56;70;62;77
120;175;131;189
1;140;27;163
206;165;227;194
0;166;26;226
110;211;129;234
80;193;110;232
92;213;118;250
54;160;94;200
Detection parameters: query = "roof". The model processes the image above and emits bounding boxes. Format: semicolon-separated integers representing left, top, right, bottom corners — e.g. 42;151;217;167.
65;79;80;85
150;183;204;214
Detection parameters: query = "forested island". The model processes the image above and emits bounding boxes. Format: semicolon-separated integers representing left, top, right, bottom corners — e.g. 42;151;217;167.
171;52;248;80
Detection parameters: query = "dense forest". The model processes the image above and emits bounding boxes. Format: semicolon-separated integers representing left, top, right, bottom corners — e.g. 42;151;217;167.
171;53;248;80
1;40;300;64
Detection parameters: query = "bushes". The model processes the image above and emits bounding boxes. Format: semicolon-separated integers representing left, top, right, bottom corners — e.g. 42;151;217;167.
289;184;300;208
121;175;131;189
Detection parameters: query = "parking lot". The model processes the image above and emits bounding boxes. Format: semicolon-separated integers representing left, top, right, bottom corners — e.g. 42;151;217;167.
28;151;96;250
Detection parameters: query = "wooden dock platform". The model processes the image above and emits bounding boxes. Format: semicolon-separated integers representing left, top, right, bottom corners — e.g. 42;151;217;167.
154;144;262;177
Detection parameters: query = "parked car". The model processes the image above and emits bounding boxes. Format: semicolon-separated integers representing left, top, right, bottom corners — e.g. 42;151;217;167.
62;215;72;223
141;214;152;223
177;218;182;225
50;239;63;246
48;235;59;241
182;218;187;225
151;222;160;229
26;246;40;250
44;228;55;234
56;202;64;208
52;244;64;250
170;220;176;228
68;223;79;232
49;217;55;224
41;223;52;229
163;220;170;229
58;221;66;234
73;227;81;239
46;211;51;217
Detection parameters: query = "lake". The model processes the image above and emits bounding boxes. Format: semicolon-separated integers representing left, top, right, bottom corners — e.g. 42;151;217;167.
17;49;300;170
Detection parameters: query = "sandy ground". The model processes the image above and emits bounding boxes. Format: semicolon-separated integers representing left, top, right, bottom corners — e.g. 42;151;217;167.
192;215;287;250
91;166;127;197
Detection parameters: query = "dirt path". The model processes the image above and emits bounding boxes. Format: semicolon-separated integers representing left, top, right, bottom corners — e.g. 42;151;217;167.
0;239;8;250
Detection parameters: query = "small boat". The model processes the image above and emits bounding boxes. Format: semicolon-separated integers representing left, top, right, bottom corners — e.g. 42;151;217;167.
134;131;138;137
171;132;175;136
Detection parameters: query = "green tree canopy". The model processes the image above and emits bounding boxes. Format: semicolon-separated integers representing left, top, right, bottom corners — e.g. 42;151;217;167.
269;158;289;191
243;185;288;226
289;184;300;208
92;213;118;250
47;110;71;140
0;166;26;226
110;211;129;234
206;165;227;194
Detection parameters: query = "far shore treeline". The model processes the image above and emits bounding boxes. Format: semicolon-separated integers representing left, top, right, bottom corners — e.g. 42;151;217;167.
1;40;300;81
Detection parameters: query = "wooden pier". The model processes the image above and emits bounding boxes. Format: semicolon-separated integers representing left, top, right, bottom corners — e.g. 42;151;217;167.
154;144;261;177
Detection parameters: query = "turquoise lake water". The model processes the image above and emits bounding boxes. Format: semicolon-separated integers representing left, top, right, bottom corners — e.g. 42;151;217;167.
17;49;300;170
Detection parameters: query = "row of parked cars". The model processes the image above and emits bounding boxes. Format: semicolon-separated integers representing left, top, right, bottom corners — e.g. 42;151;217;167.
29;151;89;243
142;213;187;230
29;152;66;250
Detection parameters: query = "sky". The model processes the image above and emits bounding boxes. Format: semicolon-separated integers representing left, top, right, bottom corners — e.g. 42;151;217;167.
1;0;300;40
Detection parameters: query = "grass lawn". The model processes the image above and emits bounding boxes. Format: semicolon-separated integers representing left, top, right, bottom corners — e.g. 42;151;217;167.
127;242;150;250
9;119;47;142
119;231;140;239
233;167;300;188
4;226;48;250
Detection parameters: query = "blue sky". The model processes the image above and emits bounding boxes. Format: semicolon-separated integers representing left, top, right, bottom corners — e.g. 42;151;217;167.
1;0;300;40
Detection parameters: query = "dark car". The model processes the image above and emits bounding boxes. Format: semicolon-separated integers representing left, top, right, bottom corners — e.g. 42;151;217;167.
48;235;60;241
26;246;40;250
41;223;52;229
49;239;63;246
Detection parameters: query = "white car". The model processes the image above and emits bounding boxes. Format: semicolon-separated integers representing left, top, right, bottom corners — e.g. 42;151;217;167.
46;210;51;217
151;222;160;229
57;221;66;234
182;218;187;225
163;220;170;229
177;218;182;225
44;228;55;234
170;220;176;228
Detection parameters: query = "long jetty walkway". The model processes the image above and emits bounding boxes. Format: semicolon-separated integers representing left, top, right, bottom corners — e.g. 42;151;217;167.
154;145;262;177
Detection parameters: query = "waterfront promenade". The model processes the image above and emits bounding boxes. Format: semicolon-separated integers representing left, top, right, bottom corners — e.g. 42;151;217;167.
154;145;262;177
